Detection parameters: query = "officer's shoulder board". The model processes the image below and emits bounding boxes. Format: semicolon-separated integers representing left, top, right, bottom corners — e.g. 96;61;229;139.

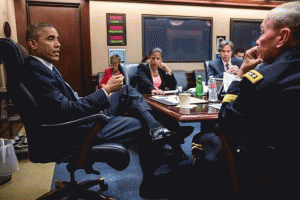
243;70;264;84
222;94;237;103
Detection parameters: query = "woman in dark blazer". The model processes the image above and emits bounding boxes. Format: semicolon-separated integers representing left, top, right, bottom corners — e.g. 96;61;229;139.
136;48;177;95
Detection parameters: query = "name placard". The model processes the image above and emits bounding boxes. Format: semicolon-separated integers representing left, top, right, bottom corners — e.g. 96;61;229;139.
107;13;126;46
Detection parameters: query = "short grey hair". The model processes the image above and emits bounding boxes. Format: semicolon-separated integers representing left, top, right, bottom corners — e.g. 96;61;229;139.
26;22;55;42
267;1;300;40
149;47;163;57
218;40;234;52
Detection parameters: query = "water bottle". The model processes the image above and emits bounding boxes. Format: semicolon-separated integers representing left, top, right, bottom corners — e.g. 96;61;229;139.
195;75;203;98
208;76;218;102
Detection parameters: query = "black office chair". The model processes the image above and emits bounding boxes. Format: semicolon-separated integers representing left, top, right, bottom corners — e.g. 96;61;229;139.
0;38;130;200
172;70;189;91
121;63;139;87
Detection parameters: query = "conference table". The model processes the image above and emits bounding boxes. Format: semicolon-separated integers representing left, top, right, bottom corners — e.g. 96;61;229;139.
143;94;220;133
144;94;239;194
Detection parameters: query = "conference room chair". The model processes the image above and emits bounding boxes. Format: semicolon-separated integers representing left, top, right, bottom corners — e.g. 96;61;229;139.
172;69;189;91
121;63;139;87
193;69;207;85
204;61;211;84
0;38;131;200
97;72;104;84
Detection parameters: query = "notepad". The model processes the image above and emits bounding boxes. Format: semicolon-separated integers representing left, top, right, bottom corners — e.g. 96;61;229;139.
151;95;207;106
209;103;222;110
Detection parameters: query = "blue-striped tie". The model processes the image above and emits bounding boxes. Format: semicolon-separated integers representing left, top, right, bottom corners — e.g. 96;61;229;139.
52;66;80;99
52;66;63;79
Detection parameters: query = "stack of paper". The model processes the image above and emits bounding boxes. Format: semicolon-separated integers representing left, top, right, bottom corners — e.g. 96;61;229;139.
223;72;236;92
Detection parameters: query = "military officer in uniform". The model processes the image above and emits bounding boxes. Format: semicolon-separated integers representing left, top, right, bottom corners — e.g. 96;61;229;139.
193;1;300;198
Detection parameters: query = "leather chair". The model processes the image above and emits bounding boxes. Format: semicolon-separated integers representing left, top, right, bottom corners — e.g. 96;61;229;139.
172;70;189;91
193;69;207;85
204;61;211;84
121;63;139;87
0;38;130;200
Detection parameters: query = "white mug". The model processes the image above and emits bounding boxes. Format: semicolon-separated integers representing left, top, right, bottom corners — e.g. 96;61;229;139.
178;93;191;108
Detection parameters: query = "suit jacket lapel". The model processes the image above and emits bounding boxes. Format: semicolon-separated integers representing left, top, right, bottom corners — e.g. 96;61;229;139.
217;58;225;74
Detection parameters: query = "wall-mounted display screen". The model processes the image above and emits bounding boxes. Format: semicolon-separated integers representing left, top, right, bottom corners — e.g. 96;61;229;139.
143;15;212;62
230;19;263;53
107;13;126;46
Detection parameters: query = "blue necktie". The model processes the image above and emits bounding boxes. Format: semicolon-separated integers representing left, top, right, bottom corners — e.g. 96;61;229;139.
52;66;63;79
52;66;80;99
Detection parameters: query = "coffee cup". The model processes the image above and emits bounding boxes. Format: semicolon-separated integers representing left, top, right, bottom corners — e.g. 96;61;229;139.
178;93;191;108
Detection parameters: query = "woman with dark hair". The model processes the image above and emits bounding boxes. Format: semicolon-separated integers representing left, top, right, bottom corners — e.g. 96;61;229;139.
141;54;150;63
99;54;124;88
136;47;177;95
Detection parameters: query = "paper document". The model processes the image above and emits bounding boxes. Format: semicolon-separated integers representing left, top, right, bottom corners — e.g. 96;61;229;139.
223;72;236;92
164;90;178;94
209;103;222;110
151;95;207;104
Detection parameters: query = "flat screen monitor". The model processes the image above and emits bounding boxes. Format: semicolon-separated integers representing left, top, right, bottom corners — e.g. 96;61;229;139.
143;15;213;62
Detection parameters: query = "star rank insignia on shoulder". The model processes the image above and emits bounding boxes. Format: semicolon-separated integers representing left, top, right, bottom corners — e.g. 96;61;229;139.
243;70;264;84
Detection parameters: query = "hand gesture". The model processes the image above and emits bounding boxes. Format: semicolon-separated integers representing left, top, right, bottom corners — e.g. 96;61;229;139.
151;88;165;95
103;74;124;94
227;65;240;75
238;46;263;78
160;62;172;75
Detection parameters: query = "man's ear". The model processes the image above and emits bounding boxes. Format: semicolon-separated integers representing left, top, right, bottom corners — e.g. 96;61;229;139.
276;28;291;48
27;39;38;50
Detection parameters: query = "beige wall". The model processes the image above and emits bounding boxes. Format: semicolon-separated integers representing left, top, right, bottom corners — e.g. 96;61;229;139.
0;0;18;88
90;1;269;74
0;0;17;41
0;1;270;75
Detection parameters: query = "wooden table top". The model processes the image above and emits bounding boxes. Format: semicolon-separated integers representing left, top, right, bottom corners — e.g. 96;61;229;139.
144;94;220;122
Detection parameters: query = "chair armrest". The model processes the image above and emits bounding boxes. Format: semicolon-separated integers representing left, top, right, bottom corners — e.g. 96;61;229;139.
40;113;110;128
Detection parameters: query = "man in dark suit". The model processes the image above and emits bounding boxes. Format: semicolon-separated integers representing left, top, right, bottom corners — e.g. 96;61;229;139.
23;22;192;198
207;40;243;78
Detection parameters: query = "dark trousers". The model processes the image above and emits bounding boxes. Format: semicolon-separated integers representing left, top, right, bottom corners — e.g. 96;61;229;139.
90;85;154;145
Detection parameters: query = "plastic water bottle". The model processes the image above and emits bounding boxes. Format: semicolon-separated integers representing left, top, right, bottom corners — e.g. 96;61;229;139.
208;76;218;102
195;75;203;98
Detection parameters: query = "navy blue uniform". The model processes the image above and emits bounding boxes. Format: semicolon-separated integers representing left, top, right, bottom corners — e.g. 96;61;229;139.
218;44;300;196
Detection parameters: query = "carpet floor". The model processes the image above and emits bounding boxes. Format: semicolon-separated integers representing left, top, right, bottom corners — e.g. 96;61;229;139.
51;122;201;200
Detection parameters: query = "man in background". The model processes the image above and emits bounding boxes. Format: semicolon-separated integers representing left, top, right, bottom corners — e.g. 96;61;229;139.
233;48;245;59
207;40;243;78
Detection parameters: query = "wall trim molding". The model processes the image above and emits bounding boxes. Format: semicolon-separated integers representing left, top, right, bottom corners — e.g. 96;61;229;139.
95;0;285;10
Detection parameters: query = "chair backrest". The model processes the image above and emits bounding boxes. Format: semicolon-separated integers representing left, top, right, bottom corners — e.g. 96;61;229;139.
121;63;139;86
172;70;188;91
203;61;211;84
97;72;104;84
193;69;207;85
0;39;45;161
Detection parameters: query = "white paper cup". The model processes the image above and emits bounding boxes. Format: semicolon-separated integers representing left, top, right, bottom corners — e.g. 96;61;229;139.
178;93;191;108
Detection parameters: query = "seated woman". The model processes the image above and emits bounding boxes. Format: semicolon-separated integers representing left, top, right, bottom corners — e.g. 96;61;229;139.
99;54;124;88
141;54;150;64
136;47;177;95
